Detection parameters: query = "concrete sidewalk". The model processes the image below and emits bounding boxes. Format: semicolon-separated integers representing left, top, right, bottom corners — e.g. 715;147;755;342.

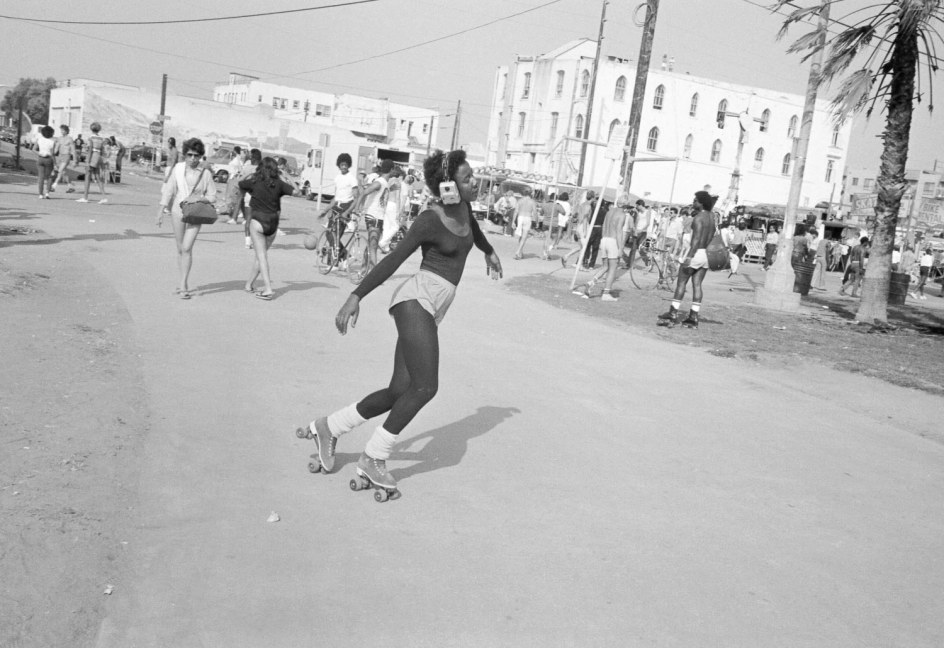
2;176;942;648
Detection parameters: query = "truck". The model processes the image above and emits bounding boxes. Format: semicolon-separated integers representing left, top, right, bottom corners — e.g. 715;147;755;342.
300;143;426;200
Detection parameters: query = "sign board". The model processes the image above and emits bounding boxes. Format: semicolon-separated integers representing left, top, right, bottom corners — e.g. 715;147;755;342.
919;199;943;225
157;114;171;122
605;123;630;160
149;121;163;135
851;193;877;216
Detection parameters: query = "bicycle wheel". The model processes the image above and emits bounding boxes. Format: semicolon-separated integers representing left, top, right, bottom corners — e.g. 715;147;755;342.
316;231;336;275
347;233;369;285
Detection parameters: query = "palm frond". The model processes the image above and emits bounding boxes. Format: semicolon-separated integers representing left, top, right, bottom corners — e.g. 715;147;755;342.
829;69;875;121
786;29;826;54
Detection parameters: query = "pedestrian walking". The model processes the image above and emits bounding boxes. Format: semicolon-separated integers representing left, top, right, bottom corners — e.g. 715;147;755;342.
811;231;828;290
51;125;76;193
158;138;217;299
34;125;56;199
163;137;179;181
301;149;502;496
239;157;295;300
911;248;934;300
839;237;870;297
512;187;536;260
76;122;108;204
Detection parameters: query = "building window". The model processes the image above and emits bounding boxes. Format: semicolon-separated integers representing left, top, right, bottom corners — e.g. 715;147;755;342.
851;177;859;186
647;127;659;152
522;72;531;99
292;100;300;109
518;112;526;137
272;97;280;108
550;112;559;140
422;122;428;134
683;134;693;159
315;104;332;117
863;178;875;190
831;123;841;147
781;153;791;175
825;160;834;183
608;119;621;141
280;99;287;109
711;139;722;163
923;181;936;196
258;95;263;103
580;70;590;97
717;99;728;128
653;84;665;110
614;76;627;102
760;109;770;133
575;114;584;139
788;115;798;138
754;147;765;171
555;70;565;97
689;93;698;117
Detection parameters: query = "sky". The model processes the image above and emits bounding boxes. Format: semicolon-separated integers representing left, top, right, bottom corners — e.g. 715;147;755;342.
1;0;942;173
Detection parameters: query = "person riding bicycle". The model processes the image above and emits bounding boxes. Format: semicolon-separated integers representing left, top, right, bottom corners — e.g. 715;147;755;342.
320;153;360;262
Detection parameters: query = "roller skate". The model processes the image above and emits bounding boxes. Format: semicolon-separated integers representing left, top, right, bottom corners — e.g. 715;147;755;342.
294;417;337;473
681;310;699;329
657;305;679;327
350;453;400;502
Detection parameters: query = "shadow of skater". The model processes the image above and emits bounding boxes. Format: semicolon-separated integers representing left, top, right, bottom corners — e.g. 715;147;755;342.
388;405;520;481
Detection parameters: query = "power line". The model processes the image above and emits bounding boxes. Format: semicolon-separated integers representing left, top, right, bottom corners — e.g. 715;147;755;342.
288;0;565;75
0;0;381;26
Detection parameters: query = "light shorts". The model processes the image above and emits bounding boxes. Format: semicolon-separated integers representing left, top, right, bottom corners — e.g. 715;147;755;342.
389;270;457;326
599;236;621;260
515;216;532;237
557;213;569;228
686;248;710;270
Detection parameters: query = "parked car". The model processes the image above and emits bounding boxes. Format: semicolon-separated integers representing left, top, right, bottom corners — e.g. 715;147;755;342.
0;126;17;143
129;144;167;164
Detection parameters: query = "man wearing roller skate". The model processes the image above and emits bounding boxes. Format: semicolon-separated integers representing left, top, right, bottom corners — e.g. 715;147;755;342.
658;190;716;328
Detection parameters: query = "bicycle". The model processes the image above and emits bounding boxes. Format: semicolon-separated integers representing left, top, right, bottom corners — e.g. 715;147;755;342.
315;210;370;284
628;236;679;291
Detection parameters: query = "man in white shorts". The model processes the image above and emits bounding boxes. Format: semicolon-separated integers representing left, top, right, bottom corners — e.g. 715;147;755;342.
573;198;627;301
658;190;716;328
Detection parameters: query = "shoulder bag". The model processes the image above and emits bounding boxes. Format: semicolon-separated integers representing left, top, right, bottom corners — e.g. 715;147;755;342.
705;226;731;271
180;169;218;225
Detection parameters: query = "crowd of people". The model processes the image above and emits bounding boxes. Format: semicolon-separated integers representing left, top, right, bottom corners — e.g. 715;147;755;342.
32;121;127;203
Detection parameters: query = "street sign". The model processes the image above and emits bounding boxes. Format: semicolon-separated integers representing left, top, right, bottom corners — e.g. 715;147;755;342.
157;114;171;122
149;121;163;135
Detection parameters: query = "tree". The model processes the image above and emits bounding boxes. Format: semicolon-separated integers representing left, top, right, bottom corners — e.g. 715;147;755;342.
775;0;942;324
0;77;58;126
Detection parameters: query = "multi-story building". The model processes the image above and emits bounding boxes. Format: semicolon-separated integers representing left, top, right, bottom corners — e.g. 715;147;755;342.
486;39;851;209
843;166;944;234
213;74;439;154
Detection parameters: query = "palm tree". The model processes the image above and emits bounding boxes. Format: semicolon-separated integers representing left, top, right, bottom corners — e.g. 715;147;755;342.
775;0;943;323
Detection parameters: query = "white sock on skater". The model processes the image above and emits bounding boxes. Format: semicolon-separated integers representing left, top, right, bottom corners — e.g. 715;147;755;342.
324;403;366;438
364;426;397;460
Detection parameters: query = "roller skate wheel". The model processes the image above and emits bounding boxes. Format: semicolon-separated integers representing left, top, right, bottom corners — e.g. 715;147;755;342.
374;490;388;503
295;426;311;439
308;461;321;473
349;478;360;491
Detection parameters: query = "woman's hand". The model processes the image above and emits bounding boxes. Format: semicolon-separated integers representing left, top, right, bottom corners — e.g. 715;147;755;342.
335;294;360;335
485;251;503;280
157;207;169;227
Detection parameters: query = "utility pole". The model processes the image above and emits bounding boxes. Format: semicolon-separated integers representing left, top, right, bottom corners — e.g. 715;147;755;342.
451;99;462;150
14;95;23;170
577;0;608;186
426;114;435;155
754;0;829;312
622;0;659;193
157;73;168;172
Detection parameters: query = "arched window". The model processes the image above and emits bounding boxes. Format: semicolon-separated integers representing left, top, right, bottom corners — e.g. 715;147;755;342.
683;134;693;159
754;147;765;171
555;70;565;97
711;139;722;163
614;76;627;102
831;123;841;146
580;70;590;97
522;72;531;99
717;99;728;128
608;119;621;141
689;93;699;117
653;84;665;110
647;127;659;152
781;153;792;176
518;112;526;137
575;114;584;138
825;160;834;183
760;109;770;133
550;112;559;140
787;115;798;138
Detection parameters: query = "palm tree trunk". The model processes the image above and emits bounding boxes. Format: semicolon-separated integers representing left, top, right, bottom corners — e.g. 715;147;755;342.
856;11;917;324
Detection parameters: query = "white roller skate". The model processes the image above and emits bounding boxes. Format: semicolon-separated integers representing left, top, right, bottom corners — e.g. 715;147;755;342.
294;417;337;473
350;453;399;502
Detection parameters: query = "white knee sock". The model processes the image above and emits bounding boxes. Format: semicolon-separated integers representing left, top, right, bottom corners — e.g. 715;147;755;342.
324;403;366;438
364;426;397;460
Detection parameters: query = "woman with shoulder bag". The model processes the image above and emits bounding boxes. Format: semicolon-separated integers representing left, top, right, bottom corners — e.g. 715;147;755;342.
158;138;217;299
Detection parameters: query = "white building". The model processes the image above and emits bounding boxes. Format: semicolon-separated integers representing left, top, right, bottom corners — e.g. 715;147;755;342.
213;74;440;153
486;39;851;209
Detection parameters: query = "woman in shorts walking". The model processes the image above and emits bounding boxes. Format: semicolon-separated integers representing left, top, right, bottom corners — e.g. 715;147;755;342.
238;157;295;300
300;149;502;493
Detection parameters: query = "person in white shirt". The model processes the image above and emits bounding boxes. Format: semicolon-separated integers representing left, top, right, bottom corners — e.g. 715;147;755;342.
35;125;57;199
911;248;935;300
379;165;404;252
354;158;394;266
763;225;780;270
321;153;359;221
663;207;683;257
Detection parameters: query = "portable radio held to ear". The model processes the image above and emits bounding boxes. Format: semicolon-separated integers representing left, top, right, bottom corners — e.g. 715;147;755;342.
439;181;460;205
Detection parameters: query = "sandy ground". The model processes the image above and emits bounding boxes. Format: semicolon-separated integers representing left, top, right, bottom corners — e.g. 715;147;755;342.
1;163;943;648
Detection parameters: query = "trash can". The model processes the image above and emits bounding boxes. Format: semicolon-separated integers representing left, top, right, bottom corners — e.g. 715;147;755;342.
792;260;815;296
888;271;911;305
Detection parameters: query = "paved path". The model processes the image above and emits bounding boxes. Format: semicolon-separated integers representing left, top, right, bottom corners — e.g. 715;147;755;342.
2;169;942;647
